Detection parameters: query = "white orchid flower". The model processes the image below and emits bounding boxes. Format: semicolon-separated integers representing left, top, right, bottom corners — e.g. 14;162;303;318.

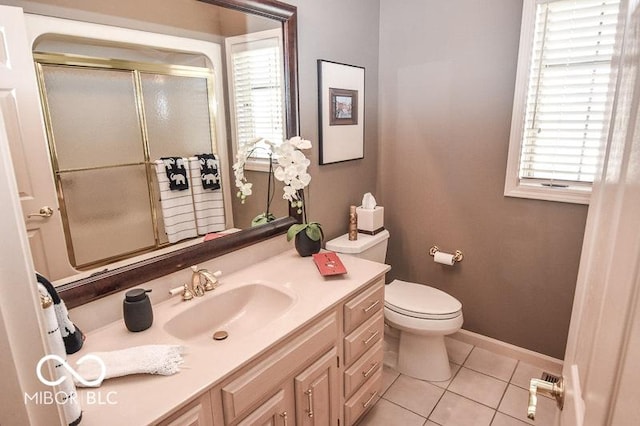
232;136;312;208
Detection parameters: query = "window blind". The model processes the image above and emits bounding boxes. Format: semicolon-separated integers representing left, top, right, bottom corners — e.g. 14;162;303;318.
230;40;284;160
519;0;620;184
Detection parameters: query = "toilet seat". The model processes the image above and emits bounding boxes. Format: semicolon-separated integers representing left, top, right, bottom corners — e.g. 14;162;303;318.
385;279;462;320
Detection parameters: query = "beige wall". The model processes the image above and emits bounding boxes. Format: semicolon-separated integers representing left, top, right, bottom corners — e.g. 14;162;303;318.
287;0;381;239
378;0;588;359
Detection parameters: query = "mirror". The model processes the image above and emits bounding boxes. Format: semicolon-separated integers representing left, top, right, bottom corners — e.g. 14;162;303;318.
36;0;301;307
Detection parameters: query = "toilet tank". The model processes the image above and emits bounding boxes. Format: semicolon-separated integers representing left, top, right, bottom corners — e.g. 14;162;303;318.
325;230;389;263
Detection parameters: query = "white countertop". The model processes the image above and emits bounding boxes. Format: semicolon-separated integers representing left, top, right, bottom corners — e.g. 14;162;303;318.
70;249;390;425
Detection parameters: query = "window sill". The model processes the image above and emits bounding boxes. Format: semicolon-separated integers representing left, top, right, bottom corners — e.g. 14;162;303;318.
504;181;591;205
243;157;273;173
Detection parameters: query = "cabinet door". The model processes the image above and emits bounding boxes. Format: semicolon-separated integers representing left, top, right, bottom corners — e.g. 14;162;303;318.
236;382;294;426
159;392;214;426
294;347;339;426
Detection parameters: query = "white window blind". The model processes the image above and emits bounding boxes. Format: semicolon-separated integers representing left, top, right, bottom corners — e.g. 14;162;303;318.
519;0;620;186
227;30;284;162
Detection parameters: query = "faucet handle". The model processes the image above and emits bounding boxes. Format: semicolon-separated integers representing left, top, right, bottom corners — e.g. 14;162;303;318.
200;270;222;291
169;284;194;301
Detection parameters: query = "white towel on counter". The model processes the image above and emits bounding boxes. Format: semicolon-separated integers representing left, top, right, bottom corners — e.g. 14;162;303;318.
188;157;226;235
38;284;83;425
74;345;185;388
154;159;198;243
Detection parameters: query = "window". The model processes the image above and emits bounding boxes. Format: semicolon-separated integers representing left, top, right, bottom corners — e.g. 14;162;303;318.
226;29;285;171
505;0;621;204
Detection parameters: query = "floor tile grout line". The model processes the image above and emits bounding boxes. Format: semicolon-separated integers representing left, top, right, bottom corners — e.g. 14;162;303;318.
507;360;519;383
380;374;448;421
380;369;401;398
489;408;498;426
454;364;511;389
491;360;518;425
495;410;534;425
379;369;453;422
444;387;507;412
420;359;464;422
458;343;475;366
379;395;429;422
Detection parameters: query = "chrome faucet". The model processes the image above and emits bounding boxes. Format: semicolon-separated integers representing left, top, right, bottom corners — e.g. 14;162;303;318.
169;265;222;301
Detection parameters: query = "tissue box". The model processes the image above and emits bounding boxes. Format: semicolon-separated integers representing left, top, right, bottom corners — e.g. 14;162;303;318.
356;206;384;234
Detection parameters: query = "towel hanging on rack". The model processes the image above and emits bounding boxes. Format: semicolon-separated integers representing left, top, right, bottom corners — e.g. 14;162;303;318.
155;159;198;243
196;153;221;190
189;157;225;235
160;157;189;191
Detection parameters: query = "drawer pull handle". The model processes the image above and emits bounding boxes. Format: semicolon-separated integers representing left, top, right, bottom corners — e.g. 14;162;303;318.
280;411;288;426
362;361;379;378
362;300;380;313
305;389;314;418
363;330;379;345
363;391;377;409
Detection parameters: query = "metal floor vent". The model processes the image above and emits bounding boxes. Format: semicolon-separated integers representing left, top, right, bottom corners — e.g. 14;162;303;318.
541;372;561;383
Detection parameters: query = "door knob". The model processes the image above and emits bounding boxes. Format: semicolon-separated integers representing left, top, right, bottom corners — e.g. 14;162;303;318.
28;206;54;218
527;377;564;420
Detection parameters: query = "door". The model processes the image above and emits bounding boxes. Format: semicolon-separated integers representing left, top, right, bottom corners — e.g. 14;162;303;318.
294;347;339;426
0;7;65;426
556;1;640;425
0;5;74;280
236;383;294;426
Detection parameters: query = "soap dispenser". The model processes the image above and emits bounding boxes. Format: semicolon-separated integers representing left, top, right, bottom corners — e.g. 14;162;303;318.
123;288;153;332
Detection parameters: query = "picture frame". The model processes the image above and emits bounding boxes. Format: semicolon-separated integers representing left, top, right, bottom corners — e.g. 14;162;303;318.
329;88;358;126
318;60;365;165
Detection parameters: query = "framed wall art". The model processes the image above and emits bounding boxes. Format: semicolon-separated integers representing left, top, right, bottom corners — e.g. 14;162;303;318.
317;60;365;165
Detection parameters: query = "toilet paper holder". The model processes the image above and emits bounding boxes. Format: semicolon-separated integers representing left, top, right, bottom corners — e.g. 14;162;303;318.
429;245;464;263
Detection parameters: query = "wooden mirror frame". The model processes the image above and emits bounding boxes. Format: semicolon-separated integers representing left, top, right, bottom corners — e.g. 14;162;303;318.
58;0;300;308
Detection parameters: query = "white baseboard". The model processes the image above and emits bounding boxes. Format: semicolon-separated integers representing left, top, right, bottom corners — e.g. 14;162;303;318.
450;329;563;373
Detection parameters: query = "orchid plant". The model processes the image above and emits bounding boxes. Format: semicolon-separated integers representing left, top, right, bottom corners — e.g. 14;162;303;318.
233;137;321;244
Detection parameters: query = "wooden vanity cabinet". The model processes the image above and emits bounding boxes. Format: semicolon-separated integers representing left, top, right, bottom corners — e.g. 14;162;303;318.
341;279;385;425
216;312;339;425
159;392;214;426
157;277;386;426
294;347;339;425
235;384;295;426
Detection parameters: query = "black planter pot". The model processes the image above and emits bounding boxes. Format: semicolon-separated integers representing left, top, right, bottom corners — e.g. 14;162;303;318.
294;232;321;257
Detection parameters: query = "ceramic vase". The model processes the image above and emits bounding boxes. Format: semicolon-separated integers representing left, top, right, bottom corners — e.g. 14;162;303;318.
294;232;321;257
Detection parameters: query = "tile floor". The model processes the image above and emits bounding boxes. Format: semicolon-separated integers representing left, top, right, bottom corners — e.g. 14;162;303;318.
358;336;560;426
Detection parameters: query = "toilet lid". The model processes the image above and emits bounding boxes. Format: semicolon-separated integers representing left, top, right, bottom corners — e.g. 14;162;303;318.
385;279;462;320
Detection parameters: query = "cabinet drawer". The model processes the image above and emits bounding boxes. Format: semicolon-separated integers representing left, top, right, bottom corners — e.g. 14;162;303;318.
344;340;383;399
343;368;382;426
344;311;384;366
221;312;337;423
344;279;384;334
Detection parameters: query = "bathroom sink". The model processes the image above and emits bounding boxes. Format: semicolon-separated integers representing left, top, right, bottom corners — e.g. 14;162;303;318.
163;283;296;343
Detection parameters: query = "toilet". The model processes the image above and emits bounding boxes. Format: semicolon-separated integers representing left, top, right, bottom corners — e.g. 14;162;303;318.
326;230;463;381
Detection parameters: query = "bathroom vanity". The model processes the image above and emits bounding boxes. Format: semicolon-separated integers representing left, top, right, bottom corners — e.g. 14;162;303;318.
70;250;389;425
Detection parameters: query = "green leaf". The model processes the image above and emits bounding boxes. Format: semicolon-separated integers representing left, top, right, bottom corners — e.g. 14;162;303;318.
251;212;276;227
286;223;307;241
305;223;323;241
